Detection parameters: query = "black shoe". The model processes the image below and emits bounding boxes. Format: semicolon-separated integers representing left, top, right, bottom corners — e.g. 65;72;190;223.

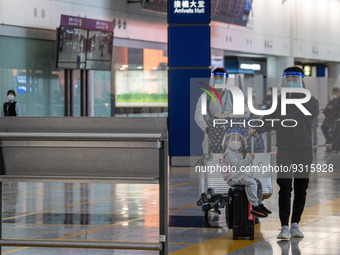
251;206;268;218
259;204;272;214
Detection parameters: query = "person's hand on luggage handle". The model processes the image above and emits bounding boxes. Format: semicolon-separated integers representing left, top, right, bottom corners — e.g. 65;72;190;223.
248;128;259;138
250;153;255;159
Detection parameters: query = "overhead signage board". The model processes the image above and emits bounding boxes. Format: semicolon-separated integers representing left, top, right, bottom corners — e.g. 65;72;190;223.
168;0;210;24
57;15;114;70
60;15;114;32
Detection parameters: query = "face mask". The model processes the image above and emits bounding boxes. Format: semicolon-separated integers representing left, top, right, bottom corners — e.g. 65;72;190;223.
228;140;242;150
214;79;224;85
286;81;300;88
8;95;14;101
332;94;337;99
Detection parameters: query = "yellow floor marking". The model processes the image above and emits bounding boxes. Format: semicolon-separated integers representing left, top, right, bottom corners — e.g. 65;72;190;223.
3;180;196;221
169;197;340;255
2;194;119;221
169;204;197;213
2;216;146;254
2;238;192;245
170;181;198;188
2;179;202;254
4;195;340;254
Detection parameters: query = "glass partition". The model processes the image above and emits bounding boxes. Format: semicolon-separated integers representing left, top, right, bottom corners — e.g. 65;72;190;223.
0;36;168;117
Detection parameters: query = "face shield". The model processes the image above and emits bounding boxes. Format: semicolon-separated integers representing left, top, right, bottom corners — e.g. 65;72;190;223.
209;71;229;89
282;71;304;88
222;130;246;151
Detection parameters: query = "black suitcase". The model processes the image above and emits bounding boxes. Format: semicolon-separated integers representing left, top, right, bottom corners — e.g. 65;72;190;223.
225;186;255;240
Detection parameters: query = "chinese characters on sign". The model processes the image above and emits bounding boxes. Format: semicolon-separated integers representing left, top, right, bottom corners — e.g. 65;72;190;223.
95;21;109;31
61;15;113;32
65;17;83;28
173;0;205;13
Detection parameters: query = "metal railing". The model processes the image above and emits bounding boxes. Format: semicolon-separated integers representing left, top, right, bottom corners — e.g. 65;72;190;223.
0;132;168;254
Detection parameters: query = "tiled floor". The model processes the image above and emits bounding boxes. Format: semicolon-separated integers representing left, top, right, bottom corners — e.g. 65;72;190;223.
1;145;340;254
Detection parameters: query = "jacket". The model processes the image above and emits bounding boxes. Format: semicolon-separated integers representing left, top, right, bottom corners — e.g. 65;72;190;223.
255;94;317;149
221;148;253;183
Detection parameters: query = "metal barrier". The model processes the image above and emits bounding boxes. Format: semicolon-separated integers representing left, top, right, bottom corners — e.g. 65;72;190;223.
0;117;168;254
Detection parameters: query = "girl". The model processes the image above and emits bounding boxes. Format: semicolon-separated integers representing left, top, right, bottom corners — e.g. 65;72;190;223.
221;129;271;218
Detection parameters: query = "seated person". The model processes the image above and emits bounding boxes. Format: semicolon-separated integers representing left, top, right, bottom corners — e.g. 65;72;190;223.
221;129;271;218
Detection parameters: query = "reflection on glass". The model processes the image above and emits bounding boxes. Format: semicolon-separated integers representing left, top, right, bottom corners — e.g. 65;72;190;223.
115;70;167;108
57;27;87;69
114;47;168;117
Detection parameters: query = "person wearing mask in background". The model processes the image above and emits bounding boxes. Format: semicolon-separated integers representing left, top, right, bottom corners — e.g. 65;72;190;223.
330;87;340;152
249;67;317;240
195;67;250;155
2;90;21;116
321;87;340;151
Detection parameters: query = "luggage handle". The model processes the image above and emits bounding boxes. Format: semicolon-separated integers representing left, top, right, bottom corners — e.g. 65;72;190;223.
251;137;254;153
250;137;255;178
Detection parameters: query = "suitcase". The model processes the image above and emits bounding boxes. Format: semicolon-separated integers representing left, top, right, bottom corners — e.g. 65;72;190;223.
225;186;255;240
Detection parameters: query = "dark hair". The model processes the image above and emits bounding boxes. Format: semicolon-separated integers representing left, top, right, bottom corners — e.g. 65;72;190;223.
284;66;305;89
332;87;340;93
7;90;16;96
283;66;304;75
212;67;227;74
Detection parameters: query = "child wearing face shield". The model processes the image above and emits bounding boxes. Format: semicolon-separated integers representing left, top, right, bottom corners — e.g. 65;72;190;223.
2;90;21;116
221;129;271;218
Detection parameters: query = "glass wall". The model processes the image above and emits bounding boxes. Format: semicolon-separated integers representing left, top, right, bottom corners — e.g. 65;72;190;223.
0;36;64;116
113;47;168;117
91;70;111;117
0;35;168;117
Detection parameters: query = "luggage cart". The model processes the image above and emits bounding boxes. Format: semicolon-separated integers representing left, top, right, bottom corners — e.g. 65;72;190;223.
196;117;272;226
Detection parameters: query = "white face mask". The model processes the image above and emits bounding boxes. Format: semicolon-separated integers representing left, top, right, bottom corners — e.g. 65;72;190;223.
8;95;14;101
332;94;337;99
228;140;242;150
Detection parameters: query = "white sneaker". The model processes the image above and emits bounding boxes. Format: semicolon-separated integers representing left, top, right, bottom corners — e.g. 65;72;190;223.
277;225;291;239
290;222;304;238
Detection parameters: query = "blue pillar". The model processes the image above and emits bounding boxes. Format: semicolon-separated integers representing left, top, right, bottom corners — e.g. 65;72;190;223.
168;0;211;157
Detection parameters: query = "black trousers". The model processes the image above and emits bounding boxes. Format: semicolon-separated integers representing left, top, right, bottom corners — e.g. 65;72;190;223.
276;147;312;226
321;119;333;144
331;121;340;151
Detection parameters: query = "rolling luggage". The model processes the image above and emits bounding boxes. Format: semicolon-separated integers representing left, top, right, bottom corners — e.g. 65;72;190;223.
225;186;255;240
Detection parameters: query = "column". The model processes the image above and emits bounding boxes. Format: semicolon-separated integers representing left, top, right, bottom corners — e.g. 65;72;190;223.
168;0;211;158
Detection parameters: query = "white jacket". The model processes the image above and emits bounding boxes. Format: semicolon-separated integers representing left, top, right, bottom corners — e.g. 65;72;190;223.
221;148;253;183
